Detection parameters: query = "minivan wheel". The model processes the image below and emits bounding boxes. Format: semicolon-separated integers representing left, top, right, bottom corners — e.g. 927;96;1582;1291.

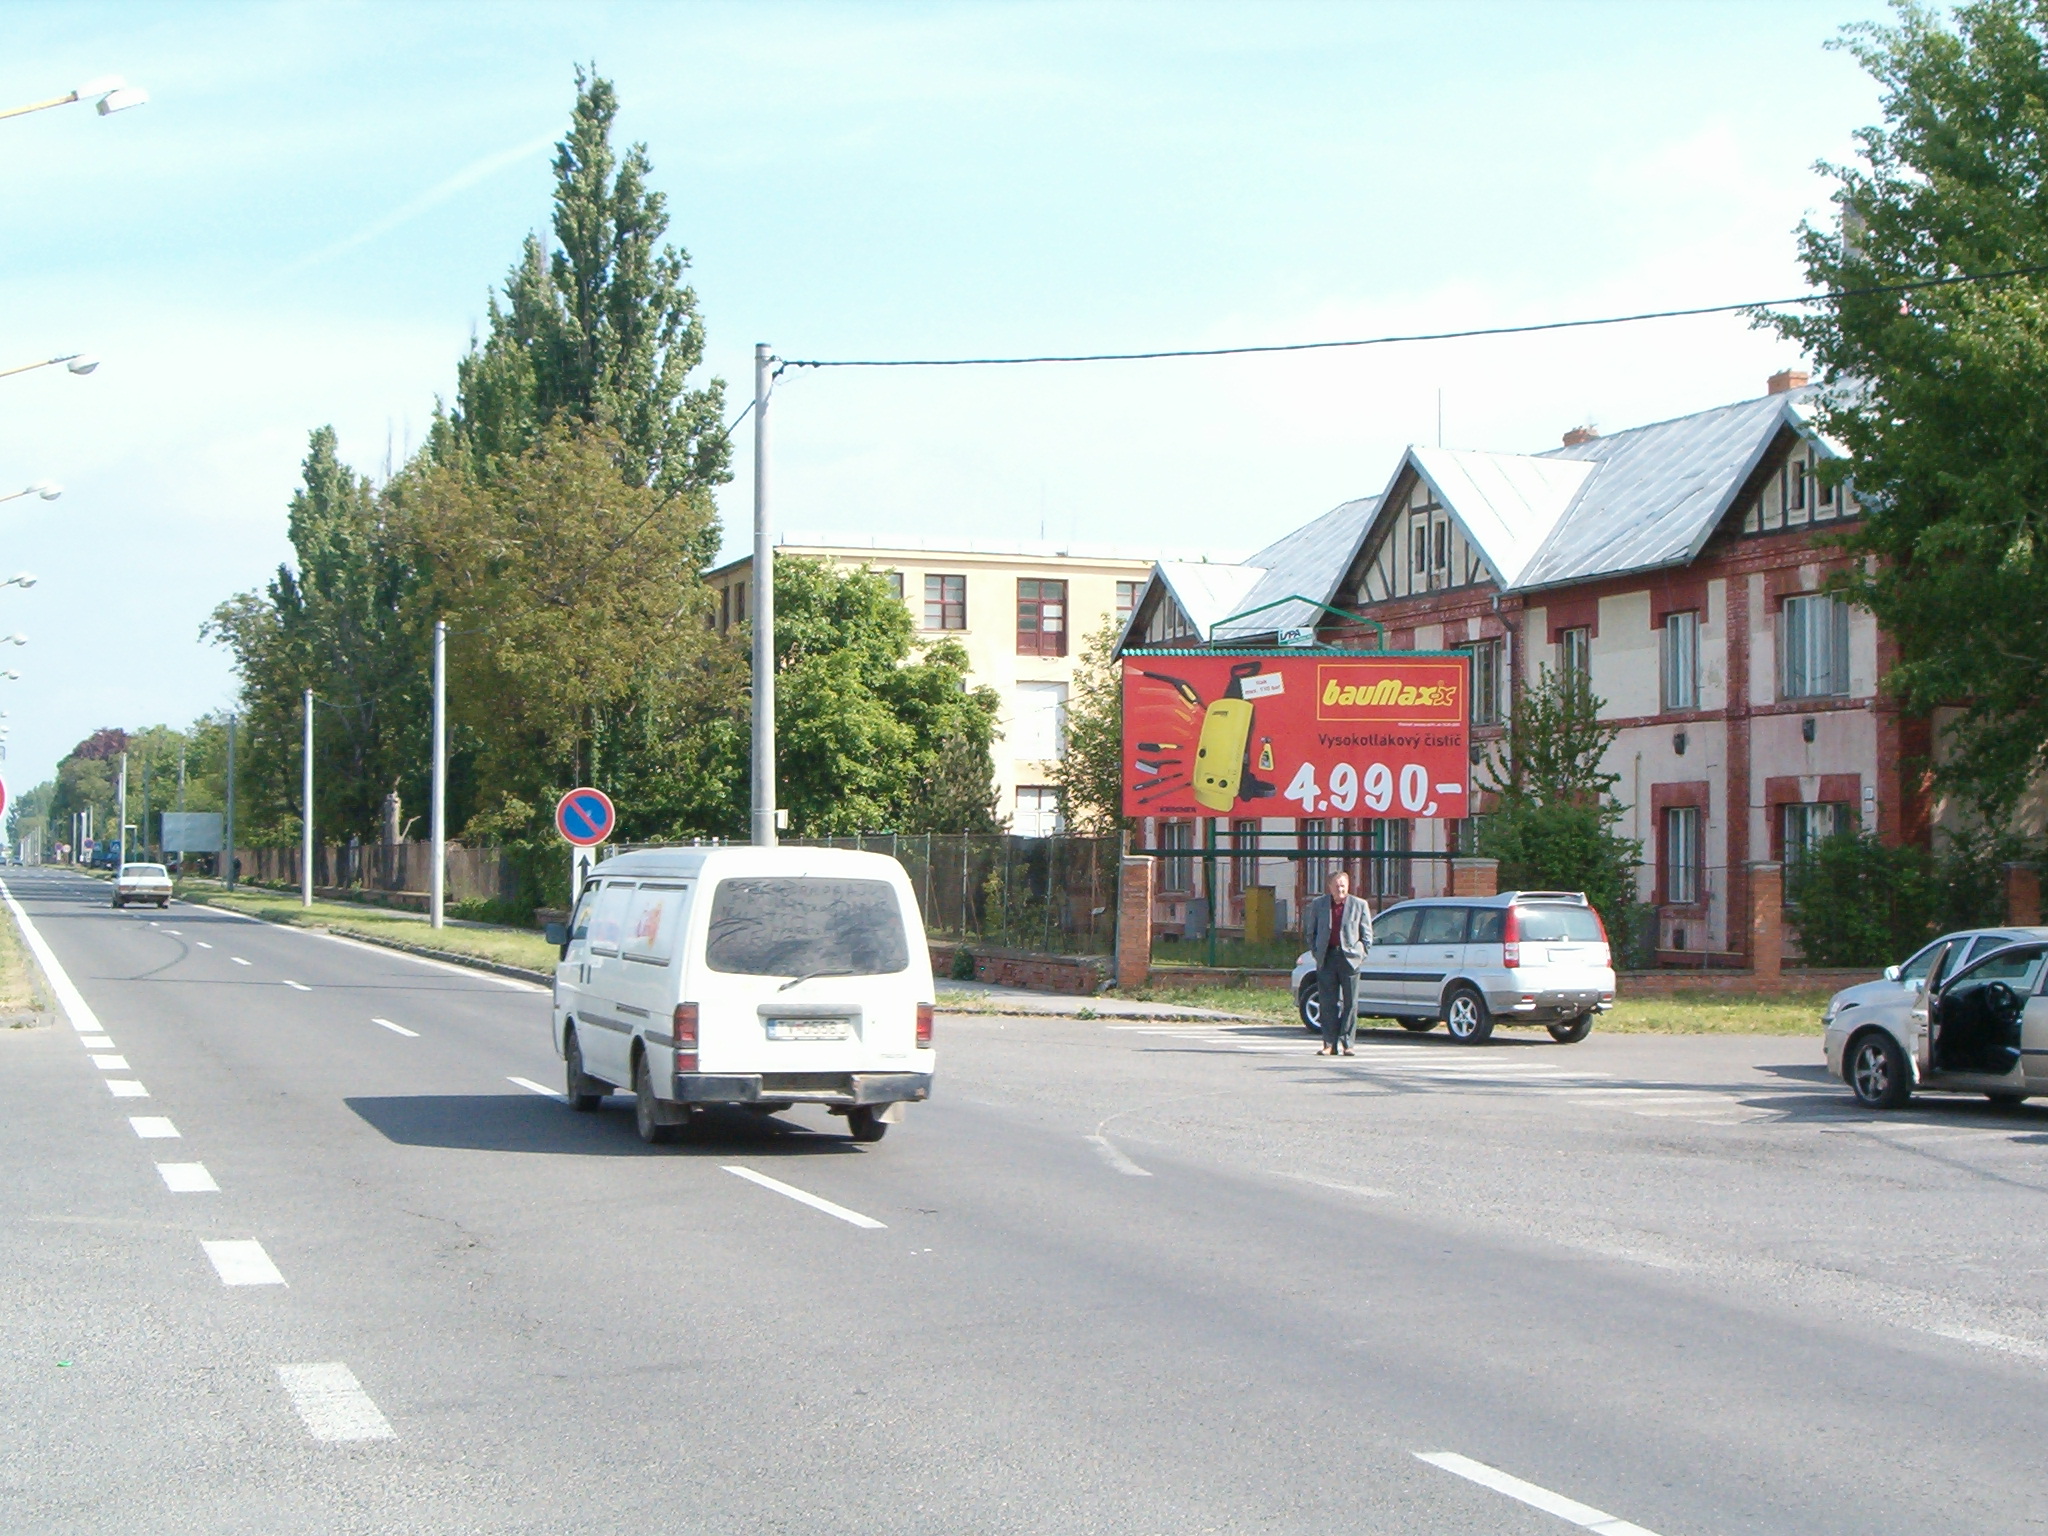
1848;1030;1912;1109
1442;985;1493;1045
634;1055;678;1145
1397;1016;1436;1033
847;1105;889;1143
1548;1013;1594;1044
563;1028;603;1112
1298;981;1323;1033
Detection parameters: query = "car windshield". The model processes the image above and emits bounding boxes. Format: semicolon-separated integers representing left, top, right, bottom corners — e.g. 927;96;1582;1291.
705;877;910;978
1953;946;2047;992
1516;904;1603;942
122;864;168;877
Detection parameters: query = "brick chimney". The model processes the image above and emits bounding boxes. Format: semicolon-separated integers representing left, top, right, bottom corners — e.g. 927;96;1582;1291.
1767;368;1810;395
1561;425;1598;446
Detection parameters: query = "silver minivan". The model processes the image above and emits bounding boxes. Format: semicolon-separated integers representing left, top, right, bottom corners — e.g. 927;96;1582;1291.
1292;890;1616;1044
549;846;936;1143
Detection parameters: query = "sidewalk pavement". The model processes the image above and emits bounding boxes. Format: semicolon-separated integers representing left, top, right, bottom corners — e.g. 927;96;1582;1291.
937;979;1247;1021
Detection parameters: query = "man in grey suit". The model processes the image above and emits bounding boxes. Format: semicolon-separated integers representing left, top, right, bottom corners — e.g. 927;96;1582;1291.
1305;868;1373;1056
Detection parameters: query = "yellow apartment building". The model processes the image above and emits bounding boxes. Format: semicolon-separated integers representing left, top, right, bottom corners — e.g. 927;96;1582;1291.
706;536;1216;833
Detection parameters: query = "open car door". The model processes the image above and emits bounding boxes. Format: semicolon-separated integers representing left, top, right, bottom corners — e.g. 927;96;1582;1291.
1930;942;2044;1082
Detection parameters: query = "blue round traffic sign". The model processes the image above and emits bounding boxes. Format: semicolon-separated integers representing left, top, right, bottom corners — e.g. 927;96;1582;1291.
554;787;617;847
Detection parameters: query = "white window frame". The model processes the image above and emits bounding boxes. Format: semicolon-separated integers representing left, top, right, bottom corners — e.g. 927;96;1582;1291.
1663;806;1700;906
1781;592;1851;699
1661;610;1700;712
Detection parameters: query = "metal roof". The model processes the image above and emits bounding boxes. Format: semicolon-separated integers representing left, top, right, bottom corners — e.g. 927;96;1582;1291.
1402;447;1594;590
1209;496;1379;641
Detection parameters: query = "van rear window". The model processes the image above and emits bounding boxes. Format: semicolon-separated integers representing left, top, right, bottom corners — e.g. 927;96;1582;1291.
1517;904;1604;942
706;878;910;978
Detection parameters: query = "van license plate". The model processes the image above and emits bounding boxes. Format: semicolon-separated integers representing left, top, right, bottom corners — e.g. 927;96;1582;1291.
765;1018;850;1041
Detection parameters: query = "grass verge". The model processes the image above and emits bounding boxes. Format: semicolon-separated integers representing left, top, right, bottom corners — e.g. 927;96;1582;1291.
1120;983;1829;1035
0;892;47;1020
189;884;556;975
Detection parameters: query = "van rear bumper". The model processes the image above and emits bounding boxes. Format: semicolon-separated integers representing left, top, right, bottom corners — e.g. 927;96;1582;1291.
672;1071;934;1107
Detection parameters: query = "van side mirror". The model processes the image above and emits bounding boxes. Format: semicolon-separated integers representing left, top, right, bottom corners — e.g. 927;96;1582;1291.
544;922;567;949
1884;964;1900;982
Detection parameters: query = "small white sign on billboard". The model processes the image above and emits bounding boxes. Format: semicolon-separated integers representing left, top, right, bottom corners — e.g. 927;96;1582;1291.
161;812;223;853
1278;626;1316;648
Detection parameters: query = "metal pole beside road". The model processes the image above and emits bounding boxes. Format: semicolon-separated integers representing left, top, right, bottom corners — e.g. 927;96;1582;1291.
117;752;127;866
750;342;776;849
224;714;236;891
431;618;446;930
301;688;314;908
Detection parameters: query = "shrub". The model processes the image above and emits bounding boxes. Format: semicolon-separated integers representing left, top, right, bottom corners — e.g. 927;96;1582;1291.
1785;832;1941;967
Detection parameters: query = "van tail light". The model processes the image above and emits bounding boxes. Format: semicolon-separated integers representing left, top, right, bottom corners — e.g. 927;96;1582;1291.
1589;905;1611;965
673;1003;699;1074
1501;905;1520;969
916;1002;934;1048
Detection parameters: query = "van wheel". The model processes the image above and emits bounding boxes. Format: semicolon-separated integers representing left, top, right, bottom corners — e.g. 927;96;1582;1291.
563;1029;603;1112
846;1106;889;1143
1297;982;1322;1033
1443;986;1493;1045
1548;1013;1594;1043
1848;1030;1912;1109
1397;1016;1436;1033
634;1055;678;1145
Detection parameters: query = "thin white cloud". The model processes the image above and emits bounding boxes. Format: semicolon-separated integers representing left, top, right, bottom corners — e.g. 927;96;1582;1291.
278;129;559;277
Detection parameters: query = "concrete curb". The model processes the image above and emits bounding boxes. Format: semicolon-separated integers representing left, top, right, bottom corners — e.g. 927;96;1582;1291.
190;895;552;987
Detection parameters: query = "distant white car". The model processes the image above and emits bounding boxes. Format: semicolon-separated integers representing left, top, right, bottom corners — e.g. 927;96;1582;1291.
113;862;172;909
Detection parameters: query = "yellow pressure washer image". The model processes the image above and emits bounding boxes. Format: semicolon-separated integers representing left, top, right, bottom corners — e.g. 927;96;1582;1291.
1193;699;1255;811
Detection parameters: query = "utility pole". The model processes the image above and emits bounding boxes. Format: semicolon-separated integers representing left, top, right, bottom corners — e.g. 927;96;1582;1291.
750;341;777;848
224;714;236;891
301;688;314;907
116;752;127;866
176;744;186;870
430;617;446;930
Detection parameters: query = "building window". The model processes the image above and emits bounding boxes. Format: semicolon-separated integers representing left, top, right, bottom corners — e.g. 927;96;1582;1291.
720;585;731;631
1454;639;1502;727
1145;598;1196;644
1159;819;1194;893
1819;465;1836;507
1781;592;1850;698
1662;805;1700;905
1661;610;1700;711
1116;580;1142;623
1411;518;1428;575
1559;626;1591;681
924;574;966;630
1364;817;1409;901
1783;801;1854;868
1791;458;1807;511
1230;818;1258;892
1302;818;1330;890
885;570;904;601
1012;681;1068;761
1014;786;1061;838
1017;579;1068;657
733;581;747;625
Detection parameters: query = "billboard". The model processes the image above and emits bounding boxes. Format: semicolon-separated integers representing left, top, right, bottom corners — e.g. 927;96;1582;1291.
160;812;223;852
1120;653;1470;819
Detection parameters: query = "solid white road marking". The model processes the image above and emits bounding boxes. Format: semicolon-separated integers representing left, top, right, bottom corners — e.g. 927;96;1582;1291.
231;957;251;966
722;1165;887;1229
107;1080;148;1098
371;1017;418;1037
507;1076;563;1100
196;941;213;949
129;1116;180;1138
90;1054;129;1070
1415;1451;1661;1535
282;980;311;992
0;878;104;1032
79;1034;112;1049
276;1362;394;1441
1086;1133;1153;1177
157;1162;219;1193
202;1239;286;1286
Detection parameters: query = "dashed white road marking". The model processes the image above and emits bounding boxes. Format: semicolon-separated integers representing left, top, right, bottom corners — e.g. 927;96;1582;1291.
1086;1133;1153;1177
230;956;251;966
722;1165;888;1229
157;1162;218;1193
507;1076;563;1100
107;1080;148;1098
196;941;213;949
202;1239;285;1287
276;1362;394;1442
371;1017;418;1037
78;1035;112;1049
282;980;311;992
1415;1450;1662;1535
129;1116;180;1139
90;1054;129;1071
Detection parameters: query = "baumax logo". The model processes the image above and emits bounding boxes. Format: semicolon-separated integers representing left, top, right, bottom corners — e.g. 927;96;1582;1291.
1315;663;1464;722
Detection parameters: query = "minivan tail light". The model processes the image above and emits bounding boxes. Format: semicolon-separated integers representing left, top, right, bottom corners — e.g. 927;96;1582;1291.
916;1002;934;1048
1501;905;1520;969
673;1002;699;1074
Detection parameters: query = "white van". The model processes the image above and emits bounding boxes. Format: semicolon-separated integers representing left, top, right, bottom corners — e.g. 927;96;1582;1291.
548;846;935;1144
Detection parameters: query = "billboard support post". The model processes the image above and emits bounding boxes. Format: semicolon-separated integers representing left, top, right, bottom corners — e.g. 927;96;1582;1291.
1204;816;1218;968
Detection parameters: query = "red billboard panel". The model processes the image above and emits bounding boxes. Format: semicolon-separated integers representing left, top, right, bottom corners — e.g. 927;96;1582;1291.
1120;653;1471;819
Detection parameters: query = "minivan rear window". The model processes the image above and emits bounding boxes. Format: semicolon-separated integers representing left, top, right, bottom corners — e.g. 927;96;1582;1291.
706;878;910;978
1517;904;1604;942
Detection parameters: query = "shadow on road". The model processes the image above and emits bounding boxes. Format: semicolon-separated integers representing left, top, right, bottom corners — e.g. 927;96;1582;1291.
345;1093;865;1156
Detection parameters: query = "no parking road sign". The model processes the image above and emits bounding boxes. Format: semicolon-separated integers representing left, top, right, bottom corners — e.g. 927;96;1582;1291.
555;787;616;847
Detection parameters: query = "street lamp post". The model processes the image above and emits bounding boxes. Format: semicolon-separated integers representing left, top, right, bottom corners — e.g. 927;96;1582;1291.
430;619;446;930
0;482;61;506
750;342;776;849
0;354;96;382
224;714;237;891
0;77;149;122
302;688;314;907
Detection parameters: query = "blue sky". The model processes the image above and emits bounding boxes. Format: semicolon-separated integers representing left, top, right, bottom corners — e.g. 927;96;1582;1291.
1;0;1888;800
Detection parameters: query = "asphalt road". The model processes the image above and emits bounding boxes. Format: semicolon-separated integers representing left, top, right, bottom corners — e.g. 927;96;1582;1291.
4;864;2046;1535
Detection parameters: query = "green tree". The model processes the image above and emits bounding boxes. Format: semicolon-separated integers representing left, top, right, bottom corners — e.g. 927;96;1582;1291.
1476;667;1641;936
448;66;728;563
1786;831;1942;966
1768;0;2048;819
1053;615;1128;836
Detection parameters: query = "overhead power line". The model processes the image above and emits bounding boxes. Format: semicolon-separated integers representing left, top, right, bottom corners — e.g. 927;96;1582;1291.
777;261;2048;371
